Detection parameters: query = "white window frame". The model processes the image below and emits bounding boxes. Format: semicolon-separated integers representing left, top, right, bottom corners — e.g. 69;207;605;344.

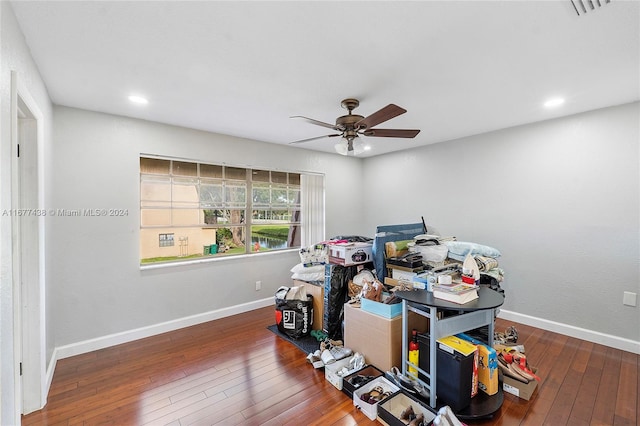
140;155;324;267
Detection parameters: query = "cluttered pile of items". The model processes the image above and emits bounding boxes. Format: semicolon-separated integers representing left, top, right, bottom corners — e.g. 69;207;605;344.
274;221;538;423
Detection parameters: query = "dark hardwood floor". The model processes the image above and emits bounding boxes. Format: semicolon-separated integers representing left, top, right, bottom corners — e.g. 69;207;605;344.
23;306;638;425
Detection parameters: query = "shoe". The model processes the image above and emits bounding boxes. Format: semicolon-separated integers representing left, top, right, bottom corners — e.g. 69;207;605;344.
409;413;425;426
400;404;415;420
433;413;451;426
306;350;324;369
348;352;365;371
329;345;353;361
320;349;336;365
413;382;430;400
494;325;518;344
438;406;464;426
388;366;426;397
497;353;529;383
320;338;344;351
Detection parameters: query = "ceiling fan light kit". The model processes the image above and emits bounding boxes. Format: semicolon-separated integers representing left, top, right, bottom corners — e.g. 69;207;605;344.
290;98;420;156
334;138;365;156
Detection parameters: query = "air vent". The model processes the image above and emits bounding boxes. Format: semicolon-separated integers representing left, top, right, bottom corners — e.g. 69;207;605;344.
570;0;612;16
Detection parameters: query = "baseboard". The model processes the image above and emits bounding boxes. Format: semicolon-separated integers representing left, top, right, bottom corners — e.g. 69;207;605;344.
498;309;640;355
48;296;274;371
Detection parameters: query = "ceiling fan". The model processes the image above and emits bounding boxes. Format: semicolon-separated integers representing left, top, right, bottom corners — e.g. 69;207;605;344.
290;98;420;155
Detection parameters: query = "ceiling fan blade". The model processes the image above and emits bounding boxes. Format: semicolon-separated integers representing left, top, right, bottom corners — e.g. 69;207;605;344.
289;134;341;144
355;104;407;130
362;129;421;138
290;115;340;131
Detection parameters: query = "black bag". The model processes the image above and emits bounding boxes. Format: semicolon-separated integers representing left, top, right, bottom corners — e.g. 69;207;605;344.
275;286;313;339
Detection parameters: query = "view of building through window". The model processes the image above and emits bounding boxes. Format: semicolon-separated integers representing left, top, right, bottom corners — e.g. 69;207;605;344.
140;157;301;264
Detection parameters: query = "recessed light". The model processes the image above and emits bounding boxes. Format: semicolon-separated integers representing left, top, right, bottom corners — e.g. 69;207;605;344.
128;95;148;105
544;97;565;108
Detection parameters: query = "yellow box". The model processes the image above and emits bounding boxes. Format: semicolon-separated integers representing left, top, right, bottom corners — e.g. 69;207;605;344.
437;335;477;356
456;333;499;396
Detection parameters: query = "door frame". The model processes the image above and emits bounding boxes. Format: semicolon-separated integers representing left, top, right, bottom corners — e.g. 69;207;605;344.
11;70;47;415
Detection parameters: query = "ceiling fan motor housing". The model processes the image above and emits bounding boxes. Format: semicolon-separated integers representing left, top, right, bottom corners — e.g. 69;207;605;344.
336;113;365;131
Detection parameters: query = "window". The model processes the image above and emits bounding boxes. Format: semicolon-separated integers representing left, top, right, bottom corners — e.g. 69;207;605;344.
158;233;174;247
140;156;320;265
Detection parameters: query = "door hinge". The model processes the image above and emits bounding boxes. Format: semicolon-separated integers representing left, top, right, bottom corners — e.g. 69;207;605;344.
17;144;20;158
19;362;23;376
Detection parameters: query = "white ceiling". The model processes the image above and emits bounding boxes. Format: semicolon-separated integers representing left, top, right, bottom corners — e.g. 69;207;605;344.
10;0;640;157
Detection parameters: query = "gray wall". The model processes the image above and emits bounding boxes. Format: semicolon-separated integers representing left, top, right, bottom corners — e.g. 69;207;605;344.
363;102;640;342
50;106;368;348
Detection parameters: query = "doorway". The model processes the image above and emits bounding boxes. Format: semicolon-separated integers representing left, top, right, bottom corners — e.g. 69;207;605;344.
11;71;47;415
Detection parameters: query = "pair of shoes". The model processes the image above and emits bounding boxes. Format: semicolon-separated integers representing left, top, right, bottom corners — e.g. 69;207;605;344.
320;338;353;365
497;352;539;383
348;374;375;388
320;338;344;352
306;350;323;369
359;385;392;405
387;367;429;399
494;325;518;344
400;404;429;425
325;345;353;363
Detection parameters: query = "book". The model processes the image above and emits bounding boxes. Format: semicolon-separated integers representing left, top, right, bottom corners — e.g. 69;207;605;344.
432;283;479;304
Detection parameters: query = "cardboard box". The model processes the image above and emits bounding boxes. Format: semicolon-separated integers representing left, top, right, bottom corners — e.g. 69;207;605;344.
293;279;324;331
360;297;403;319
457;333;498;395
353;376;399;421
377;391;437;426
344;302;429;372
328;242;373;266
503;373;538;400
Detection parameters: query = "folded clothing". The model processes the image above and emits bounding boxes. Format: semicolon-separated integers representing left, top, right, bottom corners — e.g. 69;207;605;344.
474;255;499;271
298;243;328;266
444;241;501;261
291;263;325;282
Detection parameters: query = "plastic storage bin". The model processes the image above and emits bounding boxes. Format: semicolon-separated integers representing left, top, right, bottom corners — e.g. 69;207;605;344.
417;333;474;411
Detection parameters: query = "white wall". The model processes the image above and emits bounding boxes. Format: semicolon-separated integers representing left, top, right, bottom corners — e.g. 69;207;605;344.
363;102;640;346
50;106;368;349
1;1;53;423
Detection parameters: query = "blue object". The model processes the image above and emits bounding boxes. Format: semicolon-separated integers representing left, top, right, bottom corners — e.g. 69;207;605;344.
372;223;425;281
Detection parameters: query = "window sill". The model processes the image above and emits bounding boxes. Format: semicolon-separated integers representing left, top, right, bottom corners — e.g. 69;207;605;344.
139;248;299;271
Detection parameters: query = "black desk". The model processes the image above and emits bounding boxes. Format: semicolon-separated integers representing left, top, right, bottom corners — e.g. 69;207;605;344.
396;287;505;418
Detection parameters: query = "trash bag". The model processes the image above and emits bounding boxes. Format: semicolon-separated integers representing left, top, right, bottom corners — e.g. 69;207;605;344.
326;264;363;340
275;286;313;339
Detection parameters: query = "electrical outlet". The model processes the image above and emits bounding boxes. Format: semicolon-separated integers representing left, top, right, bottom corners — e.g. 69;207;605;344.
623;291;637;307
255;280;261;291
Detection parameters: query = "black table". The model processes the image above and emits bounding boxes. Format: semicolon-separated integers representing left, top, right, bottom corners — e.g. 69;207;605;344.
396;287;505;419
